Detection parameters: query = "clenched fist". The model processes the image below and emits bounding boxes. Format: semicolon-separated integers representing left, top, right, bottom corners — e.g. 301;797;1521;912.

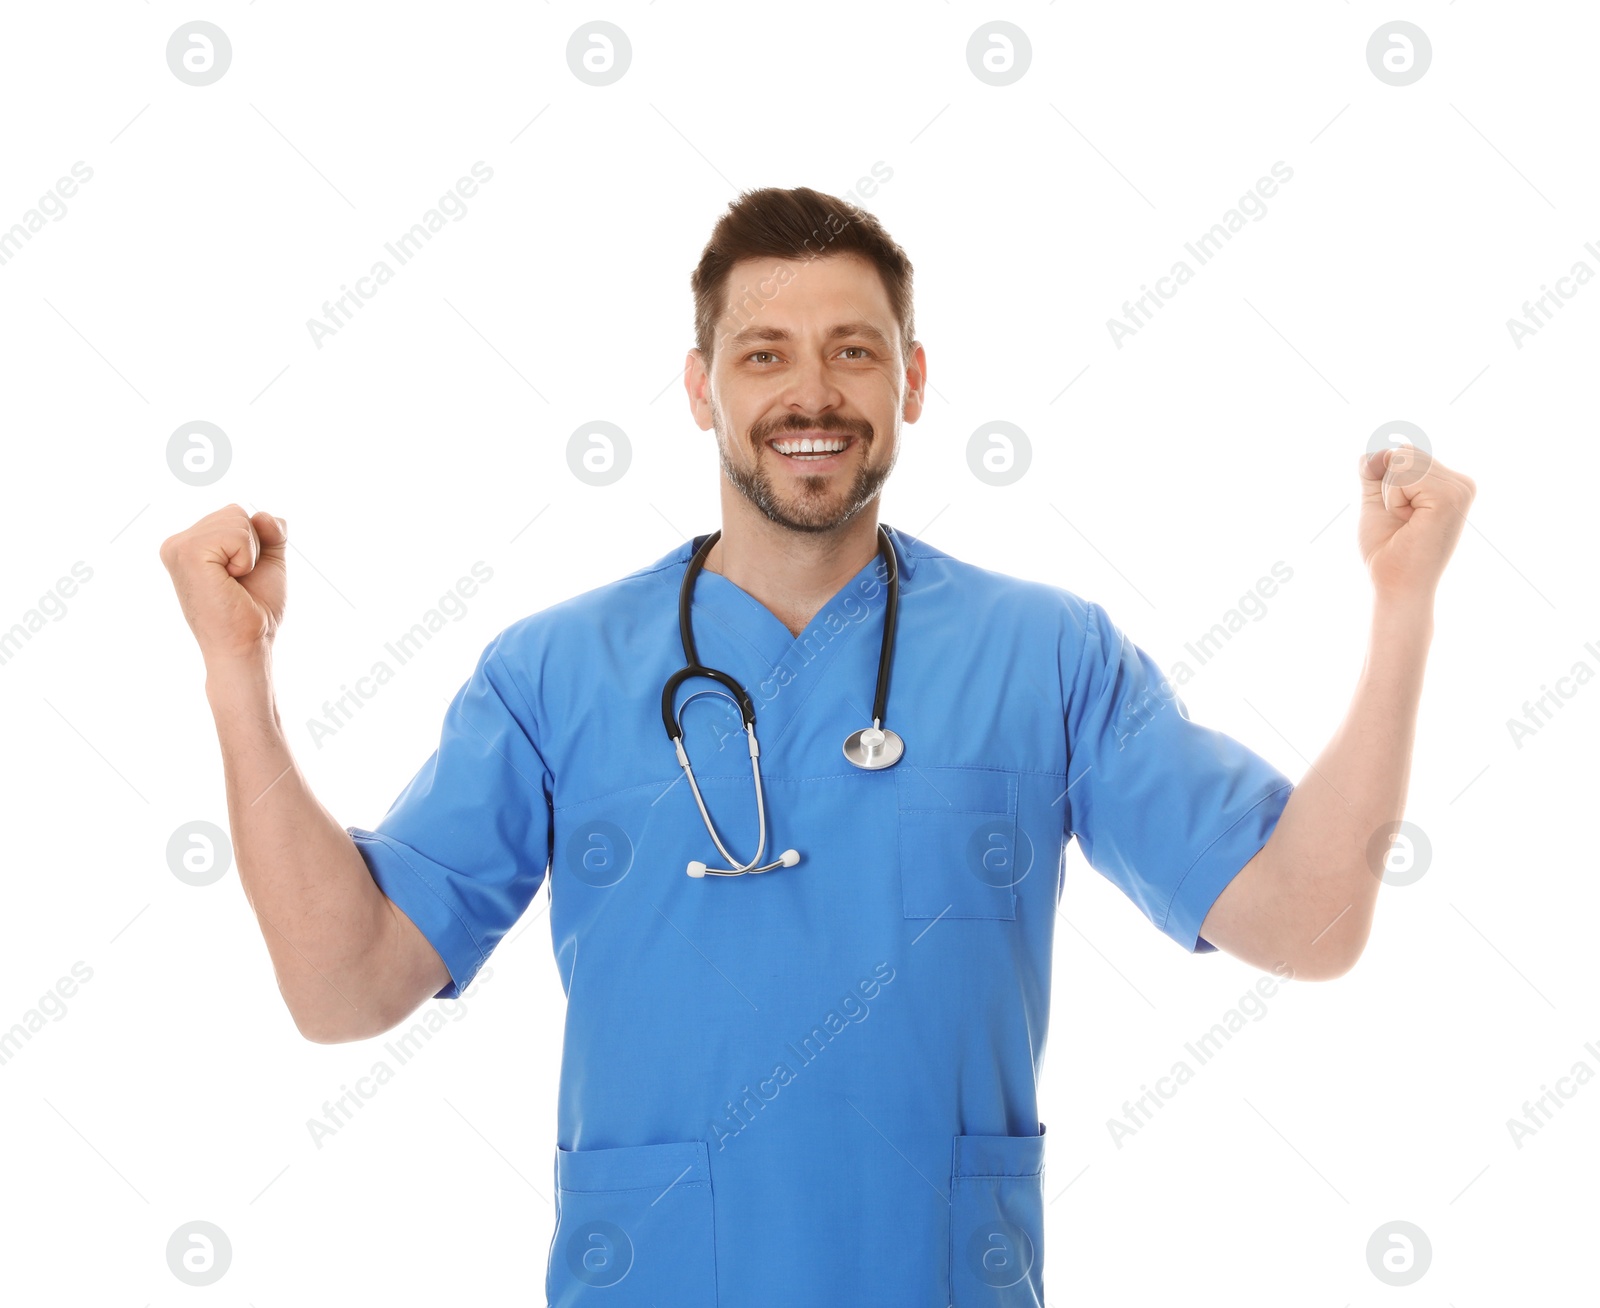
159;504;288;667
1357;446;1476;604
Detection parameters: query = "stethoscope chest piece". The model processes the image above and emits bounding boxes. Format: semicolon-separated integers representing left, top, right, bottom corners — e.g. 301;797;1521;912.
843;725;904;770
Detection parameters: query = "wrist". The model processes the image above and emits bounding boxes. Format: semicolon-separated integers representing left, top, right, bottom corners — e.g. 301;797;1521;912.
204;651;274;705
1366;593;1434;681
1371;587;1436;634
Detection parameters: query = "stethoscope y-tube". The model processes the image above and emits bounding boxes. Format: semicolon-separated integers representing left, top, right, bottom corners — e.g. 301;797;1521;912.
661;527;903;877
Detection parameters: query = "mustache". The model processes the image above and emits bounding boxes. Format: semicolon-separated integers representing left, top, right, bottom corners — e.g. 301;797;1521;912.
755;418;871;441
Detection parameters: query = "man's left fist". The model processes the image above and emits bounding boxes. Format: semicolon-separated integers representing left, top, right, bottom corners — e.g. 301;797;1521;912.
1357;445;1476;603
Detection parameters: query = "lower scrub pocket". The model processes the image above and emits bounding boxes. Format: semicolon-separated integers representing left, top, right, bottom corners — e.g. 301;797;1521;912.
948;1126;1046;1306
546;1139;717;1306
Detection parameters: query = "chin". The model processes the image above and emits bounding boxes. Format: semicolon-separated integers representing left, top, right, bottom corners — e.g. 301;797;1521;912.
723;448;885;535
763;497;866;535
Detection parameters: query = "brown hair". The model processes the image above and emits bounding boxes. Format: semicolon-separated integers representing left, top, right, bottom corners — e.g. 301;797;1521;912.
689;186;915;369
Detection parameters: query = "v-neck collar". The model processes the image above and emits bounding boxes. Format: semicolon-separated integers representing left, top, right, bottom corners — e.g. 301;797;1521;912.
686;524;916;661
658;525;920;752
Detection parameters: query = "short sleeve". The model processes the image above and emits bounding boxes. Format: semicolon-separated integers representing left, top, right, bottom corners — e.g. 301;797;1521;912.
1062;596;1294;953
347;635;553;998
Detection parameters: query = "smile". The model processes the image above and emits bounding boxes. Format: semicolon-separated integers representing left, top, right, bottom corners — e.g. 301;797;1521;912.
768;435;853;461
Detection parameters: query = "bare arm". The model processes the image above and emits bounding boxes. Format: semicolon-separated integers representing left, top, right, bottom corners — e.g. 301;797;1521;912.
206;657;448;1040
1201;447;1476;980
162;506;448;1042
1201;599;1430;979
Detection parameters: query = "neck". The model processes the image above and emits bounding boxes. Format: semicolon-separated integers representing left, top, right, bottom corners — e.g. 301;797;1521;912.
705;493;882;638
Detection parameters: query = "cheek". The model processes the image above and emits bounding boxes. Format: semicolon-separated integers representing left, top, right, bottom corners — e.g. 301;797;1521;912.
854;374;902;418
713;387;762;432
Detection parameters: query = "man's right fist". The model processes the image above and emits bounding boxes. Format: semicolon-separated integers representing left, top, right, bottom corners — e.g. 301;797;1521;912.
159;504;288;666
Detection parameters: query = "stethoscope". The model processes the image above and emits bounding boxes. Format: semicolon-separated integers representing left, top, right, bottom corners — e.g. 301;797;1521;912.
661;525;904;878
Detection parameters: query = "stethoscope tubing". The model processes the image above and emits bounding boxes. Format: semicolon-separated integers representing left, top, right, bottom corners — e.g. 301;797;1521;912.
663;525;901;876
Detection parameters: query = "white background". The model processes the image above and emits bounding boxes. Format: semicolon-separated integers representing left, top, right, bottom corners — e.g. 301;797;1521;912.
1;2;1595;1303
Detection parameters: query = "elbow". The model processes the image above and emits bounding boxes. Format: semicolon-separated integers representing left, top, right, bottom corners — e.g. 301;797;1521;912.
299;1023;359;1046
289;1003;379;1046
292;1013;349;1045
1286;937;1367;982
1287;952;1359;982
297;1019;376;1046
1289;891;1375;981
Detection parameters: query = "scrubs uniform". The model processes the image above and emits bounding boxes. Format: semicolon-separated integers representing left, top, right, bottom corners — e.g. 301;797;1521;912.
348;526;1294;1306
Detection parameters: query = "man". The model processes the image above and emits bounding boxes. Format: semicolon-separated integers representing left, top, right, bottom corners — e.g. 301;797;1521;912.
159;186;1475;1305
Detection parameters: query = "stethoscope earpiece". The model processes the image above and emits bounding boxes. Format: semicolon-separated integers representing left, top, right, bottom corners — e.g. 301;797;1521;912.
665;527;902;879
685;848;799;878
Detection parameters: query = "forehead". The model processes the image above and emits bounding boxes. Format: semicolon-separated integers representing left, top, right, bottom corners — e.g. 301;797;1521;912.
717;251;895;337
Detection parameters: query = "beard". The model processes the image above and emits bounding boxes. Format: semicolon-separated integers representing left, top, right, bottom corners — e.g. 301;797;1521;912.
713;407;895;534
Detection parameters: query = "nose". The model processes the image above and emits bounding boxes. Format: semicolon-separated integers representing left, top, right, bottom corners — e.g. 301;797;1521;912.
777;351;846;418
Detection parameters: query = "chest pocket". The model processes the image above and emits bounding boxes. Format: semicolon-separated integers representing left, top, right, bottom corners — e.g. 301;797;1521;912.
897;766;1018;920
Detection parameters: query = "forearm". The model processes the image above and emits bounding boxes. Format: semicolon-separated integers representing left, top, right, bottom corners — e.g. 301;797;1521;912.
1261;594;1434;976
205;655;395;1040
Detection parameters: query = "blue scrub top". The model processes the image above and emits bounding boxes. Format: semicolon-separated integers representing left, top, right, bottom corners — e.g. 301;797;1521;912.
348;525;1293;1306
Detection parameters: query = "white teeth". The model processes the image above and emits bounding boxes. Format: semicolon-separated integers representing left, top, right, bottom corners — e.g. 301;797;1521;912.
773;436;847;455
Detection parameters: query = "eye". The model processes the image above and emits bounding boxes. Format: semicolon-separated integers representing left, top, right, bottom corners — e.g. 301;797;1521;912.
743;346;873;365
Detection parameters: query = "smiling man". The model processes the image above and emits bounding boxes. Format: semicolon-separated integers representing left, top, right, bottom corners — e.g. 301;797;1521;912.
160;186;1475;1306
689;245;919;637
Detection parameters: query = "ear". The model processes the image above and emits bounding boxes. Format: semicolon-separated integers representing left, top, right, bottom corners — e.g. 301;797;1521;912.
901;341;927;424
684;348;714;432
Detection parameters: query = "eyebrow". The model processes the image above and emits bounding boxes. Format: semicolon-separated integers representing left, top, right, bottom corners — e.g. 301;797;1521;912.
726;321;893;353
